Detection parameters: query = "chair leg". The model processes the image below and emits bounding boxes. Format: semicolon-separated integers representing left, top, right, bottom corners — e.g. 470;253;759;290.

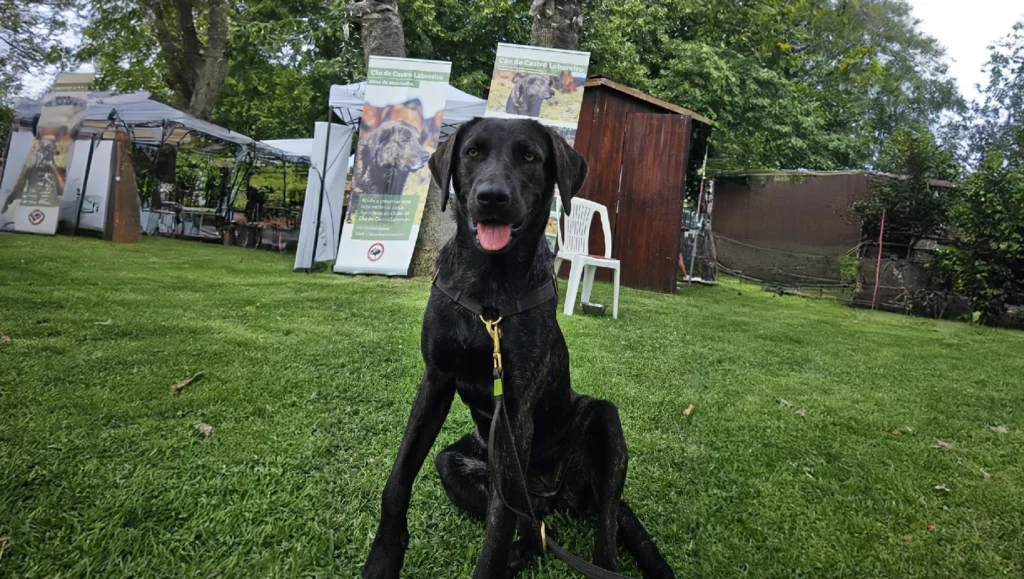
581;264;597;304
554;257;563;276
564;260;584;317
612;266;620;320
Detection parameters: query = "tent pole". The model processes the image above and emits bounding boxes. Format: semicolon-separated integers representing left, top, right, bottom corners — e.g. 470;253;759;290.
309;106;332;273
73;132;101;238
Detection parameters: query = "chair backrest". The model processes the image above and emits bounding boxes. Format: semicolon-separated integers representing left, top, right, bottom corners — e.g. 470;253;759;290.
556;198;612;258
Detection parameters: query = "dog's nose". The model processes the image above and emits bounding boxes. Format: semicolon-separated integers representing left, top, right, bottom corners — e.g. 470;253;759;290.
475;184;510;207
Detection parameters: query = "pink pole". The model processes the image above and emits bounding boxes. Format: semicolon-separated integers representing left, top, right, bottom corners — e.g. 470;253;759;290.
871;209;887;310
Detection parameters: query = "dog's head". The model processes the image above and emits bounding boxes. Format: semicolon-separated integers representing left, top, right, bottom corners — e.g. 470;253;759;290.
512;75;554;111
362;120;431;173
429;118;587;254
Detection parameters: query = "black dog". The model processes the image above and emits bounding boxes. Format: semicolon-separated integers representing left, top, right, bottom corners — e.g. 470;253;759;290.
361;118;675;578
505;74;555;117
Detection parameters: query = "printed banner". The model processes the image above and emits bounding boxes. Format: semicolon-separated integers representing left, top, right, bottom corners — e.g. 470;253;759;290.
294;122;355;270
11;72;94;235
0;130;35;232
484;43;590;249
334;56;451;276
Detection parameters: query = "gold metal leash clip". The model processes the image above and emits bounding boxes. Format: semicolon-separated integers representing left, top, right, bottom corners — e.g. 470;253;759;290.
480;316;504;397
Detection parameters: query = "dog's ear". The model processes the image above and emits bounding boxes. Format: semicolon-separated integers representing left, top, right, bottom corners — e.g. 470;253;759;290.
547;128;588;215
430;120;472;212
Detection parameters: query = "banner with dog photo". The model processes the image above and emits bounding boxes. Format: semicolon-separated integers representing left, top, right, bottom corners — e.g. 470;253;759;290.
484;43;590;250
334;56;451;276
6;72;94;235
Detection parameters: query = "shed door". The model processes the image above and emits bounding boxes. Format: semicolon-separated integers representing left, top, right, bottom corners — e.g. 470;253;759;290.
613;113;690;293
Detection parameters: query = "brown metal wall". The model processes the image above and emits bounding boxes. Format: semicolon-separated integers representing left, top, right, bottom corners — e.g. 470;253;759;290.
614;113;690;293
565;85;690;293
712;173;871;283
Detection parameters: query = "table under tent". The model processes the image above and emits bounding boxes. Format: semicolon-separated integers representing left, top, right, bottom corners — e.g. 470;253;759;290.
2;91;305;246
294;81;485;270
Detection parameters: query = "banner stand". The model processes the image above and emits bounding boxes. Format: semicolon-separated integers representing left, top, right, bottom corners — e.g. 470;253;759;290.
307;106;336;272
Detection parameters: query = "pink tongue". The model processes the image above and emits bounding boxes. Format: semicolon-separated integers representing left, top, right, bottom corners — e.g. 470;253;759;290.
477;222;512;251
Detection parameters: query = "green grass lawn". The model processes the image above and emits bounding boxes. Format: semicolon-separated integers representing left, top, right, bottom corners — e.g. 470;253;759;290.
1;235;1022;578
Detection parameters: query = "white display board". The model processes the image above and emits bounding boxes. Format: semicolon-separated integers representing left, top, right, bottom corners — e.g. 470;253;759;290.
333;56;452;276
294;122;354;270
0;130;35;232
58;139;114;233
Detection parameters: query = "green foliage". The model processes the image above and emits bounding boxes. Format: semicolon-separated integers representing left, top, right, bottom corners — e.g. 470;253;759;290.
837;254;858;285
931;154;1024;323
853;126;960;248
0;0;79;102
930;19;1024;325
970;21;1024;168
69;0;963;168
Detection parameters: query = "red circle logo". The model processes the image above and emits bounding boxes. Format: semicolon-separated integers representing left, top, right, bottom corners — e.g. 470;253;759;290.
367;243;385;262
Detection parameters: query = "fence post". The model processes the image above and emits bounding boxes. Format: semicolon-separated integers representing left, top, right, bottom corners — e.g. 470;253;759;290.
871;209;887;310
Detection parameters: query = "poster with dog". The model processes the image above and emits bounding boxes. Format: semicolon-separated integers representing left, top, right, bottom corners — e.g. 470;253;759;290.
7;72;93;235
484;44;590;249
334;56;451;276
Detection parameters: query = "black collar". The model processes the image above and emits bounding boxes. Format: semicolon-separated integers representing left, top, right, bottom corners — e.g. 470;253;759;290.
432;274;558;319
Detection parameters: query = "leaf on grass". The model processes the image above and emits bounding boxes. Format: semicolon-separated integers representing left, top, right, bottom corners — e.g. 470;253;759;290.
934;484;951;493
892;429;902;436
94;319;112;326
170;372;204;392
794;408;808;417
0;335;10;343
804;468;815;480
779;399;793;408
931;440;953;451
194;423;214;437
903;537;912;544
682;404;695;417
927;521;936;531
980;468;991;479
989;425;1009;434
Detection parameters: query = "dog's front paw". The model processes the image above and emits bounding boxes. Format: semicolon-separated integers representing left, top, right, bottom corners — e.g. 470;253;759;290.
506;537;543;578
361;533;408;579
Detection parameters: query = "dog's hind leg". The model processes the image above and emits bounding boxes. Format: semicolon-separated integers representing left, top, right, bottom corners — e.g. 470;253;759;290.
435;430;543;578
578;397;629;571
617;501;676;578
436;430;489;517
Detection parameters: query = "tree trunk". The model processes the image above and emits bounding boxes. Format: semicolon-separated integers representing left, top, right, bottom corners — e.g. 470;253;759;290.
530;0;584;50
146;0;230;120
346;0;406;67
188;0;229;119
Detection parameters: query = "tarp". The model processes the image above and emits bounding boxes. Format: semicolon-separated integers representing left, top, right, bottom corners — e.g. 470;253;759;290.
13;91;305;163
328;81;485;139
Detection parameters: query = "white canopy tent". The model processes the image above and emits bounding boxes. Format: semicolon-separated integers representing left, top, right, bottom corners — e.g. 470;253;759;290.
14;91;306;163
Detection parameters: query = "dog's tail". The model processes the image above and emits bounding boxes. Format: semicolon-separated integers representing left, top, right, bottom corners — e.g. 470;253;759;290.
617;501;676;579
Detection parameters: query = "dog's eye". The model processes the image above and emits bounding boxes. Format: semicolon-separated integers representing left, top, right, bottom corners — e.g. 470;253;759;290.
466;148;479;158
524;152;536;162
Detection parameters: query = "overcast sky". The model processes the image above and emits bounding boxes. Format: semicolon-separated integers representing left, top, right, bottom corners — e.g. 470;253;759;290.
906;0;1024;101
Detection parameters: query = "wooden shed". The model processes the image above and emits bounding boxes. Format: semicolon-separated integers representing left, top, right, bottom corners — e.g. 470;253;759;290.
565;76;712;294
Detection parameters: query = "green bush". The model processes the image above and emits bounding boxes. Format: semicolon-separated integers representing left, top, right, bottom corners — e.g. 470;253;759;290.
930;153;1024;323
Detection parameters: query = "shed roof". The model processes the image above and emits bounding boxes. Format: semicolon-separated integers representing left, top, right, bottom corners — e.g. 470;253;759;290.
584;75;713;126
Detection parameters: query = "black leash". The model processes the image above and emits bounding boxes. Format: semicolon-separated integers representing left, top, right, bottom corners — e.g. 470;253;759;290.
433;275;633;579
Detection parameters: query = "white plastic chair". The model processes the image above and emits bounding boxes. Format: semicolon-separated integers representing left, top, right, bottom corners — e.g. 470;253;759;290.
554;198;621;319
